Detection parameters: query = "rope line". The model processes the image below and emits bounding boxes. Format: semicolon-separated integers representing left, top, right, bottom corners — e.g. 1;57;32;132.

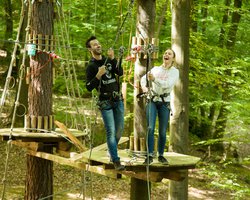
1;0;32;199
0;3;25;107
55;4;94;199
0;38;126;51
56;3;89;132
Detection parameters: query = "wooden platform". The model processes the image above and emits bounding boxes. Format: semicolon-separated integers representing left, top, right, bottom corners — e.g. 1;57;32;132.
0;129;200;182
28;147;200;182
80;150;200;170
79;149;200;181
0;127;87;142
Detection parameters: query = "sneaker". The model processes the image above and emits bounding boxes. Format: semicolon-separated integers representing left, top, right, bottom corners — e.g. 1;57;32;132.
143;156;153;165
113;161;125;171
158;156;169;165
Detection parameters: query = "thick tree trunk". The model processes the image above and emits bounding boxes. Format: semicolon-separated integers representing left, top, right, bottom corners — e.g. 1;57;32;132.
25;147;53;199
169;0;190;199
25;1;54;199
134;0;156;139
214;0;242;147
132;0;155;199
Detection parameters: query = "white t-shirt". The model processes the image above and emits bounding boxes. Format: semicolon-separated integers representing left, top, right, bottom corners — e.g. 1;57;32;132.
140;65;179;102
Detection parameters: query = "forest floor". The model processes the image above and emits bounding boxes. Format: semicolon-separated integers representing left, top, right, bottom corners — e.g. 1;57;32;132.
0;141;249;200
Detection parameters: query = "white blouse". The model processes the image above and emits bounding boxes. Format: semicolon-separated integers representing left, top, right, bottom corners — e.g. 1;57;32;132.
140;65;179;102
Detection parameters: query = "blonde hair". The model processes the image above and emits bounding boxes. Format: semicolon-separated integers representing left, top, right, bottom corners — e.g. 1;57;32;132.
166;48;177;67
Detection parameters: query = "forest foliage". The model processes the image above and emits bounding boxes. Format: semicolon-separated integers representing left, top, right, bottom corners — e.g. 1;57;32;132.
0;0;249;156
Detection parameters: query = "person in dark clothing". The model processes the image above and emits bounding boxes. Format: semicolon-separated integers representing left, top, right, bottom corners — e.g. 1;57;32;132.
85;36;125;171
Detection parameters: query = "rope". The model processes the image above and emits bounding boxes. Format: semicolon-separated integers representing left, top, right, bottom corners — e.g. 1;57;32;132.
93;0;97;35
134;27;156;200
0;38;90;51
97;0;135;97
145;49;153;200
103;0;135;67
56;3;89;132
55;4;94;199
0;0;25;107
1;0;32;199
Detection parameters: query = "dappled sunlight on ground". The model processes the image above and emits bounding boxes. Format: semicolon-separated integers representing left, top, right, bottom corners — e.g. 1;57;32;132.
189;186;216;200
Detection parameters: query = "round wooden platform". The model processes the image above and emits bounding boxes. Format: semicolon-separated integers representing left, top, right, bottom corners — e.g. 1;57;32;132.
0;127;87;142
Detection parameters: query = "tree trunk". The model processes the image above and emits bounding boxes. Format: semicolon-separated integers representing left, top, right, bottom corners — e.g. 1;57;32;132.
169;0;190;199
25;1;54;199
226;0;242;49
201;0;209;33
214;0;242;146
218;0;231;47
132;0;155;198
25;147;53;199
134;0;155;139
190;0;198;32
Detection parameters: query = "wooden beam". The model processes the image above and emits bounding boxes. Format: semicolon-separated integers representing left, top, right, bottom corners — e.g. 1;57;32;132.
54;120;87;152
120;170;185;182
11;140;43;151
28;150;86;169
27;150;121;179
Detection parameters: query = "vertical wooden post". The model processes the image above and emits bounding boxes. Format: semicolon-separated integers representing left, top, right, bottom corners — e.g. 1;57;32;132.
134;137;139;151
31;115;37;132
37;116;43;131
38;34;43;51
130;178;151;200
140;137;146;152
129;136;134;151
50;35;54;51
44;116;49;132
45;35;49;51
25;115;30;131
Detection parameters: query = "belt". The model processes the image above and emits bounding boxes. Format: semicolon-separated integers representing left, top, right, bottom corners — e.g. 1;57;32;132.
100;91;122;101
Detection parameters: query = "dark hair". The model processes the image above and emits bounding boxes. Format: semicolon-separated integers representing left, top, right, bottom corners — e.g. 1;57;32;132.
85;36;97;48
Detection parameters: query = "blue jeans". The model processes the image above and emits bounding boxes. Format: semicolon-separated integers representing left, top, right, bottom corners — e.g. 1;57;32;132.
146;101;170;156
99;100;124;162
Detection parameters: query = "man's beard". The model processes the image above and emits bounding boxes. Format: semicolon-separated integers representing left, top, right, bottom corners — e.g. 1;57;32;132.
94;48;102;55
